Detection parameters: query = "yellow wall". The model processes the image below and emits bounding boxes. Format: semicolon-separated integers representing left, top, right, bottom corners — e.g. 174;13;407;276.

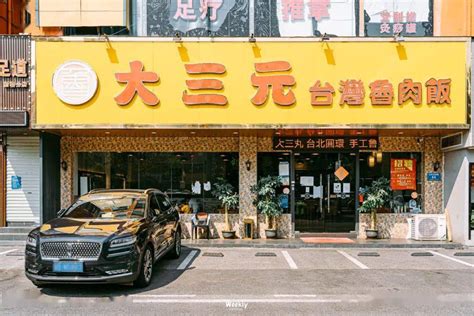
434;0;474;36
35;40;468;127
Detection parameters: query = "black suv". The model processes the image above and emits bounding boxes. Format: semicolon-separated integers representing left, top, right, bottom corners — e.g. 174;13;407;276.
25;189;181;288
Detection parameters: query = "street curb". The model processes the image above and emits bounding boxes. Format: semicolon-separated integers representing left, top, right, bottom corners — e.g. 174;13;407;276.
181;241;465;250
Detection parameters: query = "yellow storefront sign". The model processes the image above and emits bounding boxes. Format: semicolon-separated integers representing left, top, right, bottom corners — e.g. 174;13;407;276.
35;40;468;127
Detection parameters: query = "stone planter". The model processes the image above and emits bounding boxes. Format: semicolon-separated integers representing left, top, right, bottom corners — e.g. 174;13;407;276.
222;230;236;239
265;229;277;239
365;229;379;239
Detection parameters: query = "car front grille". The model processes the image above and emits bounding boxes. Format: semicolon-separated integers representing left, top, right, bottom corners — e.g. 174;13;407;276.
40;242;102;261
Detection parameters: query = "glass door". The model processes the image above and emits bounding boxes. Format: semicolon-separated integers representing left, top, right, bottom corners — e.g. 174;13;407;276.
294;152;356;233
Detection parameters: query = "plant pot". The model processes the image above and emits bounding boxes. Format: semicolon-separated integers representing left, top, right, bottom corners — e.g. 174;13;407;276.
365;229;379;239
265;229;277;239
222;230;236;239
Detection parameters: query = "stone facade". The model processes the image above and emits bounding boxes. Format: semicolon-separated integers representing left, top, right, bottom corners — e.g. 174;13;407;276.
60;135;442;239
359;213;411;239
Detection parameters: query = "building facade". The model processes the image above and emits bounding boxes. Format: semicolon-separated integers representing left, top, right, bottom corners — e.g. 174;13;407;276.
32;38;468;239
2;0;472;242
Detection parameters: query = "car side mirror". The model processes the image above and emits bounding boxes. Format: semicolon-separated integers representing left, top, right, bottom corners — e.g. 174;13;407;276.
57;208;66;217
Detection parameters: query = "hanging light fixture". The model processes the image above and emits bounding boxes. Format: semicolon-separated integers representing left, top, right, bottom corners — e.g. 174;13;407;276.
376;151;383;163
368;155;375;168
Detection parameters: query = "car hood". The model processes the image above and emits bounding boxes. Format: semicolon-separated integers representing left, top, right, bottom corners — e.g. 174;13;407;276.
38;217;142;237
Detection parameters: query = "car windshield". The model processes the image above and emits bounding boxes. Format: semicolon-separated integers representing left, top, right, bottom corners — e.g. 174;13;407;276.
64;196;146;219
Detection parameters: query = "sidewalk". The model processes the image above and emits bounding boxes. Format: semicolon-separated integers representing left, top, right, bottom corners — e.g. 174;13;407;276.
0;238;464;249
182;238;464;249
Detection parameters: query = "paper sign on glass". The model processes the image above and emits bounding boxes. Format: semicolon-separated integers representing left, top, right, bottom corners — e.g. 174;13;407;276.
279;162;290;176
333;183;342;193
313;186;323;198
300;176;314;186
343;183;351;193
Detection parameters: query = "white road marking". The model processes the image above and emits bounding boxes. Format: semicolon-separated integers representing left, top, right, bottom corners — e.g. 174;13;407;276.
130;294;197;298
281;251;298;269
132;294;372;304
430;251;474;268
177;250;198;270
274;294;317;297
337;250;369;270
437;293;474;302
132;298;350;304
0;249;17;255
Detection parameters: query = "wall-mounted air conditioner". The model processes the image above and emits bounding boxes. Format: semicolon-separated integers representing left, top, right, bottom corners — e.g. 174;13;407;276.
408;214;447;241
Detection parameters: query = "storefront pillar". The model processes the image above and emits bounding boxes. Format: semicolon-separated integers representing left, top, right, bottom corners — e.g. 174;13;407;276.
239;136;258;238
423;137;443;214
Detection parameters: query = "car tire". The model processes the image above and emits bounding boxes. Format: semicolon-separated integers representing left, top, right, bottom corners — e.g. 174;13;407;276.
133;246;154;288
167;230;181;259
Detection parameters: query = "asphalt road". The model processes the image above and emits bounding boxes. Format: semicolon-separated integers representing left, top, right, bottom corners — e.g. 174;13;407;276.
0;246;473;315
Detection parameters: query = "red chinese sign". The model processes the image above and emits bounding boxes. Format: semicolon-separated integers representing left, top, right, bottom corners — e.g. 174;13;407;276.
390;159;417;191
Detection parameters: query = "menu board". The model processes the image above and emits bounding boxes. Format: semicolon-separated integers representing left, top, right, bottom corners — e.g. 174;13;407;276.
390;159;417;191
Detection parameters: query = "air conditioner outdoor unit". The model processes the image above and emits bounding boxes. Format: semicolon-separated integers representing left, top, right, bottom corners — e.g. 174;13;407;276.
409;214;446;241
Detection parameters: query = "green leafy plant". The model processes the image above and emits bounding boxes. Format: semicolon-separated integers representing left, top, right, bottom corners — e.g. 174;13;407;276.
211;178;239;232
251;176;283;230
358;177;392;230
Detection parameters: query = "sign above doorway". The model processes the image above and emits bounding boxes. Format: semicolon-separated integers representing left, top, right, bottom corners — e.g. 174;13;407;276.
273;137;379;151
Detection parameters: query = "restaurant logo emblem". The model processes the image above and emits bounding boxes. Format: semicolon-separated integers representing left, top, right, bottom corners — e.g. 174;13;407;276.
52;60;98;105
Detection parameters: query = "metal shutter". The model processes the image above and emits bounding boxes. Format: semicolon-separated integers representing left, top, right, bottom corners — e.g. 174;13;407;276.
6;136;40;224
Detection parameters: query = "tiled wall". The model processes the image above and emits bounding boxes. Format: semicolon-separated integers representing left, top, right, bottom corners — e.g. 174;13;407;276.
60;135;442;238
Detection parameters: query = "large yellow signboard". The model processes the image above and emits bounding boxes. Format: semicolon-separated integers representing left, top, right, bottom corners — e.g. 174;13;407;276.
35;40;468;127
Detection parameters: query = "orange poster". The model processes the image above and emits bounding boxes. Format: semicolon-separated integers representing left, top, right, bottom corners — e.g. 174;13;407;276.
390;159;417;191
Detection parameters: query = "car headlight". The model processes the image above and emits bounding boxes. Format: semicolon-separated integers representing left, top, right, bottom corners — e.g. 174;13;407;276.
26;235;37;248
110;236;136;248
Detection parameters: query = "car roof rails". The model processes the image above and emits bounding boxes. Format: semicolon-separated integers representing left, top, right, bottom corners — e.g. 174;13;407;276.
144;188;163;194
87;189;147;195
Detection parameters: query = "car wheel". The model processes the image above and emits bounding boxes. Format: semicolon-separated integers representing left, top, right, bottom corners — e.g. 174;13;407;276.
167;230;181;259
134;246;153;288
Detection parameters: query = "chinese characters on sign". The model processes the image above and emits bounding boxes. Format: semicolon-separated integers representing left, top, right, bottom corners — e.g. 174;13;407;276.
183;63;228;105
380;10;418;35
0;58;29;88
281;0;331;22
115;61;160;106
109;60;452;107
390;158;417;191
272;137;379;151
364;0;432;37
169;0;235;34
251;61;296;106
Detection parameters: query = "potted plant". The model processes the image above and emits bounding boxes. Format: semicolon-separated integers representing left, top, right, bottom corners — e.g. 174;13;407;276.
211;178;239;239
358;177;392;239
251;176;283;239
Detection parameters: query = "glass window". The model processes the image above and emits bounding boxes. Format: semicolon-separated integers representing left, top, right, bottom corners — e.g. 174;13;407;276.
76;152;239;214
64;196;146;219
257;152;291;214
156;194;171;212
360;152;422;213
149;195;161;217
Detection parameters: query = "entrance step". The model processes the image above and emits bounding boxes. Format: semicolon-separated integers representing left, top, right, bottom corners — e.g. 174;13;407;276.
300;232;357;238
0;226;34;241
0;227;35;234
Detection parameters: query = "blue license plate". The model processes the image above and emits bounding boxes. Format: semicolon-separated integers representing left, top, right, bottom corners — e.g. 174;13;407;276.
53;261;84;273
